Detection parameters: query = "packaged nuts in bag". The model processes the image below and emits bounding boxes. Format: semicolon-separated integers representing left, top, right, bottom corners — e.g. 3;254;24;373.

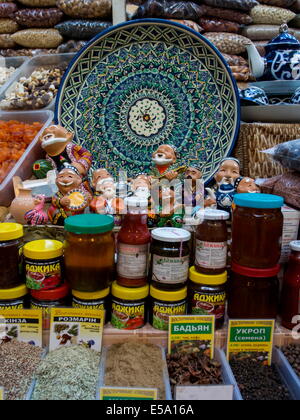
11;28;63;48
204;32;250;54
57;0;112;19
14;8;64;28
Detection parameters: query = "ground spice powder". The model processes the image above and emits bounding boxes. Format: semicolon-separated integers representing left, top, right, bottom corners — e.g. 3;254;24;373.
105;341;166;400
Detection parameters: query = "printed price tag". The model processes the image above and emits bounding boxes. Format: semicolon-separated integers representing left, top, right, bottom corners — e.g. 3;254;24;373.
168;315;215;359
100;387;158;400
175;385;234;401
0;387;3;400
49;308;105;352
0;310;42;347
227;319;275;366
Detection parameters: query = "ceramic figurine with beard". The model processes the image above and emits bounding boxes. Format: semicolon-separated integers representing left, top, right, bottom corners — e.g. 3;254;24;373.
235;177;260;194
130;174;151;201
149;184;184;228
150;144;186;181
90;177;125;223
183;166;204;208
48;166;92;226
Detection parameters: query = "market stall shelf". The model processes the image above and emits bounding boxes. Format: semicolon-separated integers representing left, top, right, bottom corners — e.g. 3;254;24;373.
55;19;240;184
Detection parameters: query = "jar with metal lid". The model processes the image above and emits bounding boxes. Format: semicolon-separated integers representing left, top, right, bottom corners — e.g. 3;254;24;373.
72;288;111;324
150;285;187;331
188;267;227;330
195;209;229;275
150;227;191;291
111;281;149;330
0;223;23;289
24;240;64;291
64;214;115;292
232;193;284;268
30;283;69;330
228;263;280;319
0;284;29;310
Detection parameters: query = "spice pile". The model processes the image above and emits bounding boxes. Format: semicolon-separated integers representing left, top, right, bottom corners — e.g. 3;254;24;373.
282;344;300;378
230;357;291;400
167;352;222;395
0;66;66;110
32;345;100;400
105;341;166;400
0;120;43;183
0;340;43;400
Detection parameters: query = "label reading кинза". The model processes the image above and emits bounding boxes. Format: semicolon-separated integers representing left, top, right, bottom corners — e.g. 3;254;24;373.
168;315;215;359
117;243;149;279
195;240;227;269
152;255;189;284
227;319;275;366
100;387;158;400
49;308;104;352
0;309;42;347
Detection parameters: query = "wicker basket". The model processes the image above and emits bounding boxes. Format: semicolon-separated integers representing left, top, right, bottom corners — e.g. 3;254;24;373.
234;123;300;179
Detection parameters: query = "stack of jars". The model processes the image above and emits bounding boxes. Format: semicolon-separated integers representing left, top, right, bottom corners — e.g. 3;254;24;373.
228;193;284;320
188;209;229;330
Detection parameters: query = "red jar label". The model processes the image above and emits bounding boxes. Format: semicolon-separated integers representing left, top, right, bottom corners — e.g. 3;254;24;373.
191;291;226;320
25;258;63;291
111;299;145;330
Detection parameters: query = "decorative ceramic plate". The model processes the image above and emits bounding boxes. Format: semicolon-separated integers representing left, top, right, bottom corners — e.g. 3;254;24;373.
55;19;240;184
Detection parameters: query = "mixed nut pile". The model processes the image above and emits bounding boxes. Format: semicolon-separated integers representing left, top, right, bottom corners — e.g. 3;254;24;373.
0;65;66;110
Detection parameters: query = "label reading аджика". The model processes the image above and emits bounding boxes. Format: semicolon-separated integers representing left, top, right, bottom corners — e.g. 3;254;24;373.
195;240;227;269
0;309;42;347
227;319;275;366
117;243;149;279
152;255;189;284
49;308;104;352
168;315;215;359
100;387;158;400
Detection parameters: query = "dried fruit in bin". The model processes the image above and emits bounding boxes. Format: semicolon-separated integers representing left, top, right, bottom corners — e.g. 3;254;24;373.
0;120;43;183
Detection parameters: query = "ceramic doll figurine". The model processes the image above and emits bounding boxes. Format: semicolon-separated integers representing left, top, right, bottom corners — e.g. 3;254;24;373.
213;158;241;213
149;184;184;228
235;177;260;194
183;166;204;208
92;168;114;192
48;166;92;226
130;174;151;201
90;177;125;220
24;195;48;225
150;144;186;181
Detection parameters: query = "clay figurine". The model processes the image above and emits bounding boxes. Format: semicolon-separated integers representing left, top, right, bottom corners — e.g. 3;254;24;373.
151;144;186;181
48;166;91;226
214;158;241;213
90;177;125;218
10;188;35;225
183;166;204;208
24;195;48;225
235;177;260;194
92;168;114;192
130;174;151;200
149;183;184;228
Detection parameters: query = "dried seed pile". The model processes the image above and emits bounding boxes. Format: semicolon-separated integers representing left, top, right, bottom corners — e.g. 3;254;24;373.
167;352;222;395
32;345;100;400
230;357;291;400
282;344;300;378
105;341;166;400
0;340;43;400
0;66;65;110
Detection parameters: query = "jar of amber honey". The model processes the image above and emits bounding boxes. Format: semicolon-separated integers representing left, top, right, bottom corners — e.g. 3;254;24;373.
64;214;115;292
232;194;284;269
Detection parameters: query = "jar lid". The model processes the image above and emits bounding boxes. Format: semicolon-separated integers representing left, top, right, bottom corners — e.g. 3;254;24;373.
189;267;227;285
31;283;69;301
125;197;148;208
112;282;149;301
204;209;230;221
65;214;114;234
231;263;281;278
290;241;300;252
24;240;63;260
0;223;23;241
234;193;284;209
0;284;28;300
72;288;110;301
151;228;191;243
150;285;187;302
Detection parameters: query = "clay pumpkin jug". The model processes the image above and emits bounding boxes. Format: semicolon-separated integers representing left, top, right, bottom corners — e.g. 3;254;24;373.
10;188;35;224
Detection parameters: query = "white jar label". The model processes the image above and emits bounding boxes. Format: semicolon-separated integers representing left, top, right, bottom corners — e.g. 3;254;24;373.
152;255;189;284
117;243;149;279
195;240;227;269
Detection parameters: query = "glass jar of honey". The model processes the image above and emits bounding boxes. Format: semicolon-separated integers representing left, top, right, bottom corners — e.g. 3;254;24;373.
232;193;284;269
64;214;115;292
0;223;23;289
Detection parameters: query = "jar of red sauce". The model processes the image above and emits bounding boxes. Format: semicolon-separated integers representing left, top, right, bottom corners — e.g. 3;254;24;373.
117;198;151;288
281;241;300;330
195;209;229;275
232;194;284;269
228;263;280;319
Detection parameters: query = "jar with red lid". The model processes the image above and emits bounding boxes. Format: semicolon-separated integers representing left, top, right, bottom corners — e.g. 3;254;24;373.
30;284;69;331
232;194;284;269
228;263;280;319
195;209;229;275
281;241;300;330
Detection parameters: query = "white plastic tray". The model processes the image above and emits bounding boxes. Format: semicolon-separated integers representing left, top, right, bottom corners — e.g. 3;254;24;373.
0;110;54;207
